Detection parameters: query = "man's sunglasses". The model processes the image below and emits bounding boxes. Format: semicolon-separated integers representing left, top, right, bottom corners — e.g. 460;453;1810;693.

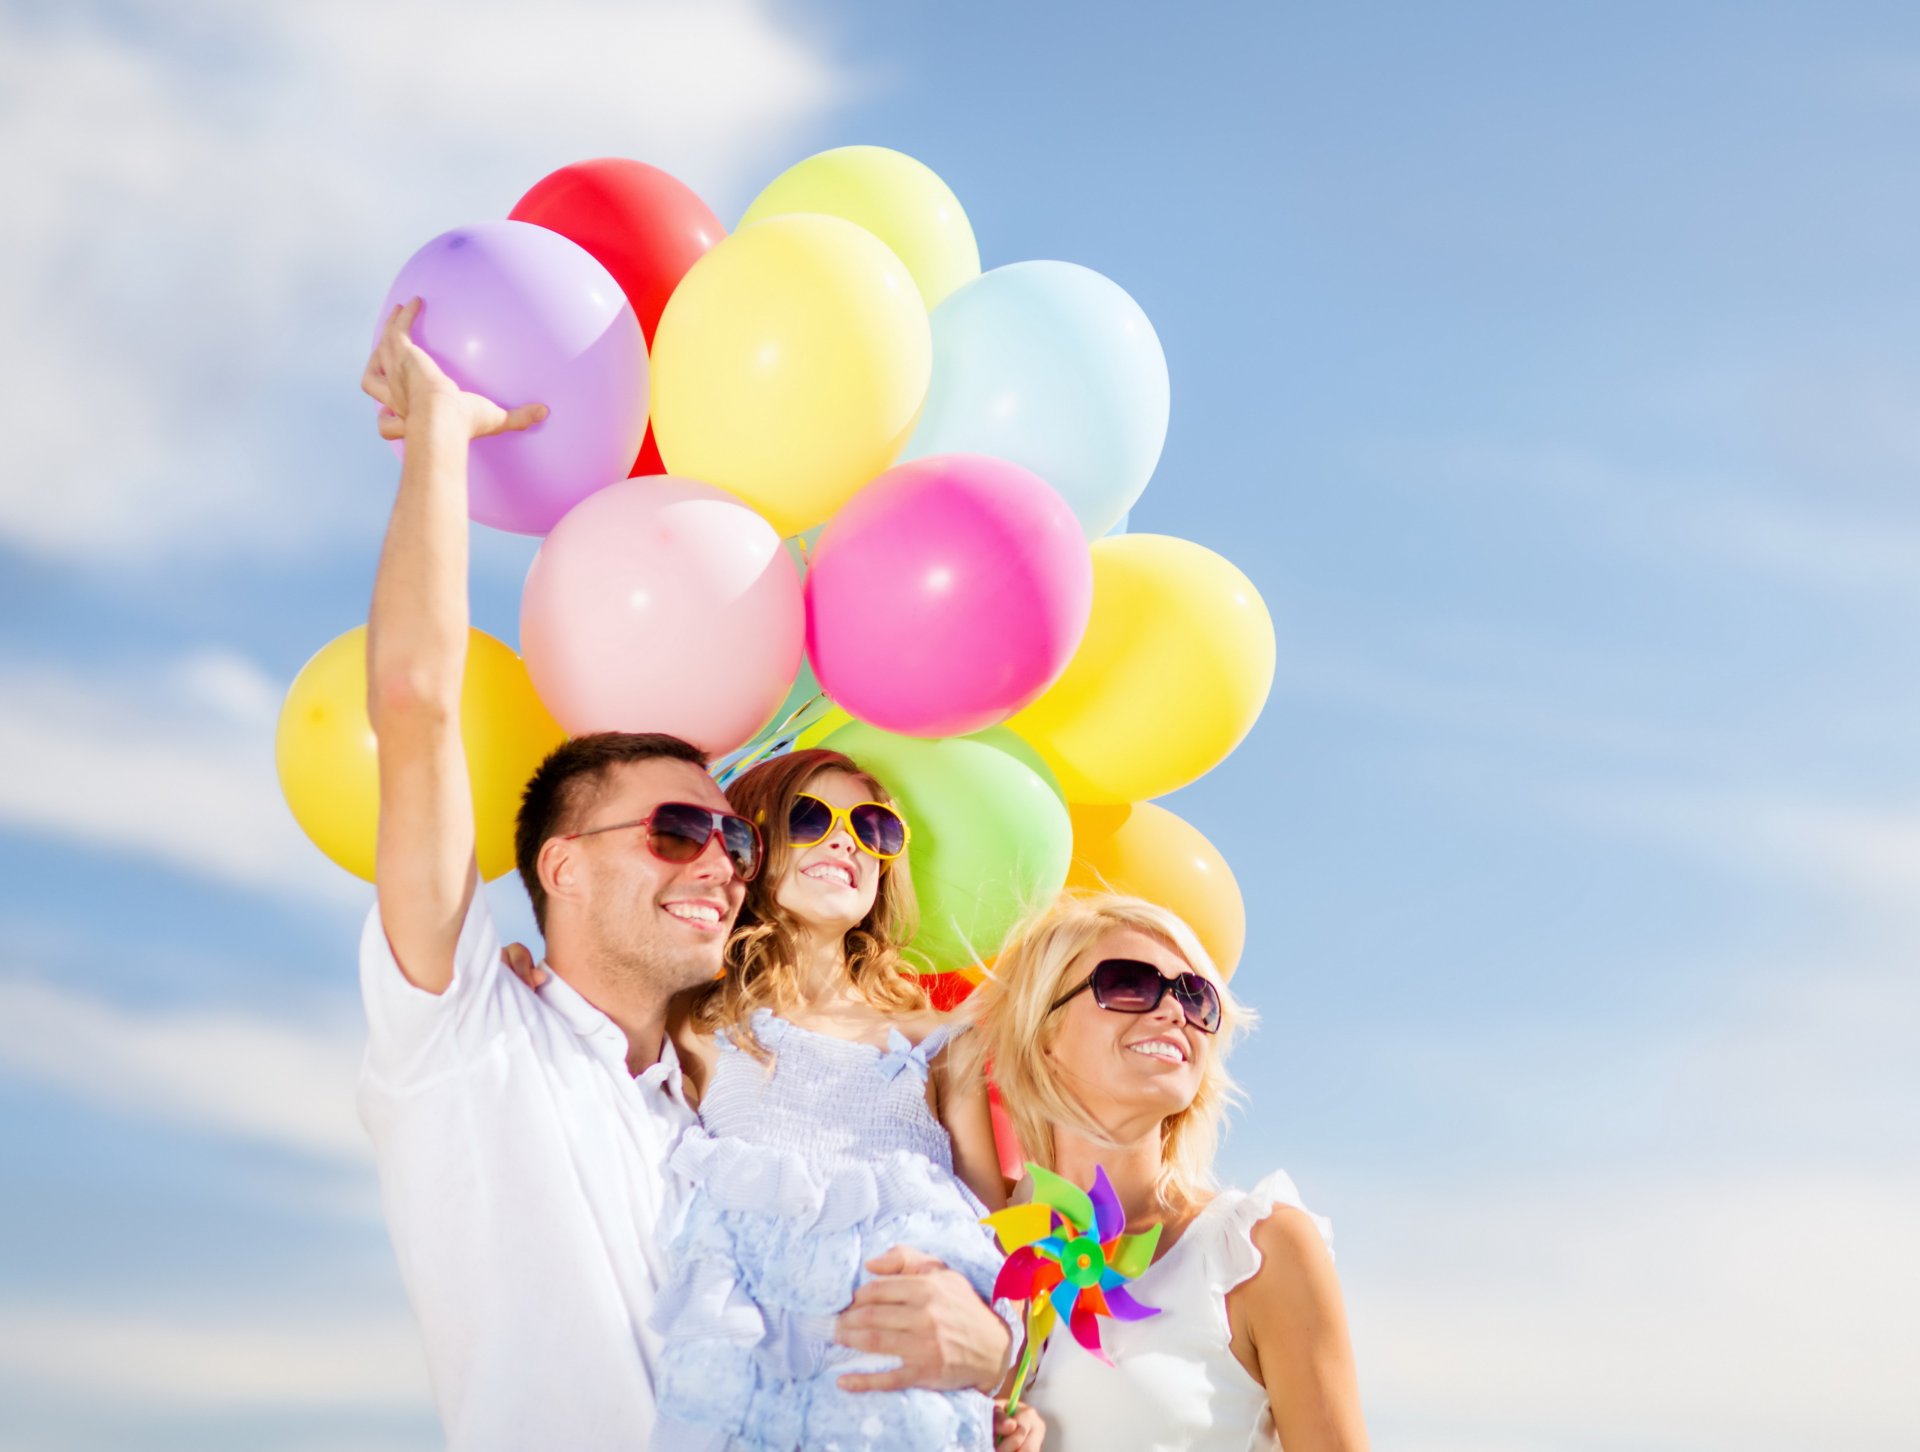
786;793;911;861
563;802;763;881
1047;957;1223;1035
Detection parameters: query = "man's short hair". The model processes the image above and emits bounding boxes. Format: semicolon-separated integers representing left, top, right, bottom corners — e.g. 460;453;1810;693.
515;732;710;932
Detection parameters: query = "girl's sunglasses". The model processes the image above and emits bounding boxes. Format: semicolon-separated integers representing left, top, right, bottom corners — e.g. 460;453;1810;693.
1047;957;1223;1035
786;793;911;861
564;802;763;882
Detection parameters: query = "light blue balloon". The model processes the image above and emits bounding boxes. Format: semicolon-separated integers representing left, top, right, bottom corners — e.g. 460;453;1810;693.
1105;511;1130;538
902;261;1169;540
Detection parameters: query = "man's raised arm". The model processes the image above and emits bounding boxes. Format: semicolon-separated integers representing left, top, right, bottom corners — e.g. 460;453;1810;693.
360;300;545;992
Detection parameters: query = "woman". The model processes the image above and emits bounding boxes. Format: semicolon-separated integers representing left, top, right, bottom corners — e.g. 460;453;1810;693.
962;892;1367;1452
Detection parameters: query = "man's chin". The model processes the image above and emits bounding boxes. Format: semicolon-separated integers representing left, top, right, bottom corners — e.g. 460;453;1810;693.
663;943;728;991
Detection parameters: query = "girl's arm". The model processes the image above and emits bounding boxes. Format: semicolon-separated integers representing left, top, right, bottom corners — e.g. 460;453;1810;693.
1227;1207;1369;1452
933;1040;1007;1211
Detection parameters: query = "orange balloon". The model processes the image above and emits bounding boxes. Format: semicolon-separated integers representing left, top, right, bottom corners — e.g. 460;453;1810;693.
1066;802;1246;976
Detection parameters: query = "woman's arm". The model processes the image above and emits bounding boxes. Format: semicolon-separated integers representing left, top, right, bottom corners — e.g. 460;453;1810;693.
1227;1206;1369;1452
666;1008;720;1109
933;1041;1007;1211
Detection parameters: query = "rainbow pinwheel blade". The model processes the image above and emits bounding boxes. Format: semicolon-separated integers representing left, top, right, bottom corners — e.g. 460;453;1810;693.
994;1245;1049;1301
1031;1299;1058;1341
1028;1162;1096;1233
1049;1279;1079;1325
1107;1222;1162;1278
982;1201;1054;1253
1069;1302;1111;1364
1102;1285;1160;1321
1088;1164;1124;1241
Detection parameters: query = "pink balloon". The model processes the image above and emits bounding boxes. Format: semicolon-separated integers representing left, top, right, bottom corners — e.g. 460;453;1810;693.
521;478;804;752
377;221;647;536
807;454;1093;737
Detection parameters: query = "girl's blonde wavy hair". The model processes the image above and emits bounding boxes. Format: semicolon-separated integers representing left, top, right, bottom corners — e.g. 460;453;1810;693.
957;892;1254;1212
689;749;929;1058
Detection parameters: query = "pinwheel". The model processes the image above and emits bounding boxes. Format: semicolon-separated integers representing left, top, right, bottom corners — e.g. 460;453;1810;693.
981;1162;1161;1410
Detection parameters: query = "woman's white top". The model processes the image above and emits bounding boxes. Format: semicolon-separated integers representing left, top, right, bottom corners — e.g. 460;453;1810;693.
1021;1169;1332;1452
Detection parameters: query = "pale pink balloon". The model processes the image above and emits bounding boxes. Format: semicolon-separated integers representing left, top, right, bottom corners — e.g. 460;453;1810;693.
807;453;1093;738
521;478;804;752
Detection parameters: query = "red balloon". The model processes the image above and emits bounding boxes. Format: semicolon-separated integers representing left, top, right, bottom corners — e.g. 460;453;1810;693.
511;159;725;477
920;970;979;1012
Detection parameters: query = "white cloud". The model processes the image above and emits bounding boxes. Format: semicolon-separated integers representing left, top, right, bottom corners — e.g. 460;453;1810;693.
0;0;855;561
0;975;367;1164
0;653;357;903
1349;1167;1920;1452
1404;439;1920;602
0;1304;429;1413
1555;781;1920;916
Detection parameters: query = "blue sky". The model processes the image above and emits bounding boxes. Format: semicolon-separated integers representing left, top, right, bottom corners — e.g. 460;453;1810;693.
3;2;1917;1448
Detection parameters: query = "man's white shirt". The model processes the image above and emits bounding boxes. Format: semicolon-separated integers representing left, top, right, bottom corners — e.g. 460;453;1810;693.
358;883;695;1450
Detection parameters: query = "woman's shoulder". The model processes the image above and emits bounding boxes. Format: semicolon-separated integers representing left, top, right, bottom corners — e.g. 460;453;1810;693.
1199;1168;1334;1297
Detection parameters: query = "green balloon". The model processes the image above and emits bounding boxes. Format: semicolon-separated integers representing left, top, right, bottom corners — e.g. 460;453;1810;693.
822;720;1072;972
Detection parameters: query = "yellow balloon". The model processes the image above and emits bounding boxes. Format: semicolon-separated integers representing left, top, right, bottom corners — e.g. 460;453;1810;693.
1010;535;1275;805
1067;802;1246;977
275;626;566;882
741;146;981;310
650;213;932;538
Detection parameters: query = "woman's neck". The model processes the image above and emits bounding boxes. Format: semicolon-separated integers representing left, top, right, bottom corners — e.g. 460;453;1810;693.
1050;1119;1172;1230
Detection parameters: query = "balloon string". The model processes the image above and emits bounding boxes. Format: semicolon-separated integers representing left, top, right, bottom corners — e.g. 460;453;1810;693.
711;690;829;786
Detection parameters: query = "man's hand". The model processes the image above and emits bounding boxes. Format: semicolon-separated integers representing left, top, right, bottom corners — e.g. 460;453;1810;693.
833;1245;1012;1395
361;298;547;442
502;943;550;990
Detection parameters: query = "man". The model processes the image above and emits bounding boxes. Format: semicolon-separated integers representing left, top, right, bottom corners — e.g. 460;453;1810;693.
356;300;1010;1448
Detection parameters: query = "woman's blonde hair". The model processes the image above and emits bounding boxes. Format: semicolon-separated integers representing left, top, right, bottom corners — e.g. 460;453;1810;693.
689;749;928;1057
958;891;1254;1211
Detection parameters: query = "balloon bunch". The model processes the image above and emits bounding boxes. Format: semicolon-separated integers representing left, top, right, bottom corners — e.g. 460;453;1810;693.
276;148;1271;985
982;1163;1162;1412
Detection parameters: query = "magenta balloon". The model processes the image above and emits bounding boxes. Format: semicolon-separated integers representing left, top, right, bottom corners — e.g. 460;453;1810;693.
807;454;1092;737
521;478;804;752
377;221;647;535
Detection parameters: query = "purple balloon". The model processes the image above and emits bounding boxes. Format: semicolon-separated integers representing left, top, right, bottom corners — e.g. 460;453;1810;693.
376;221;646;535
807;454;1093;738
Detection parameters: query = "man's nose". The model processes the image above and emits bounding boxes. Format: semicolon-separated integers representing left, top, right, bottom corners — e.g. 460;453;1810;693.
687;832;736;881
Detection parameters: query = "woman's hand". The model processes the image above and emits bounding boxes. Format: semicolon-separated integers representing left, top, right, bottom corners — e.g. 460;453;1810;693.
501;943;549;990
361;298;547;442
994;1400;1045;1450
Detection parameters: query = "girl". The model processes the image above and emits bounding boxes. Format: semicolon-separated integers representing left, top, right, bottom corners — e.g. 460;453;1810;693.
650;747;1040;1452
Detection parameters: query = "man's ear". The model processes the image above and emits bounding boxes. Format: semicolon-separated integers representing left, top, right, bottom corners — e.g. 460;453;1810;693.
538;835;579;914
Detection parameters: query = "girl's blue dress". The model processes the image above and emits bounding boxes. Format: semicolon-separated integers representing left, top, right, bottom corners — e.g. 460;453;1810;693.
652;1008;1006;1450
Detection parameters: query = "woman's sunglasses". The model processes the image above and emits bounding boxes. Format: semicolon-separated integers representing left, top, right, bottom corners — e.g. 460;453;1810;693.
786;793;911;861
563;802;763;882
1047;957;1223;1035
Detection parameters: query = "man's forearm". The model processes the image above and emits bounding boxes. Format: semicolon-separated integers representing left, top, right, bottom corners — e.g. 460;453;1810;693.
368;400;474;723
